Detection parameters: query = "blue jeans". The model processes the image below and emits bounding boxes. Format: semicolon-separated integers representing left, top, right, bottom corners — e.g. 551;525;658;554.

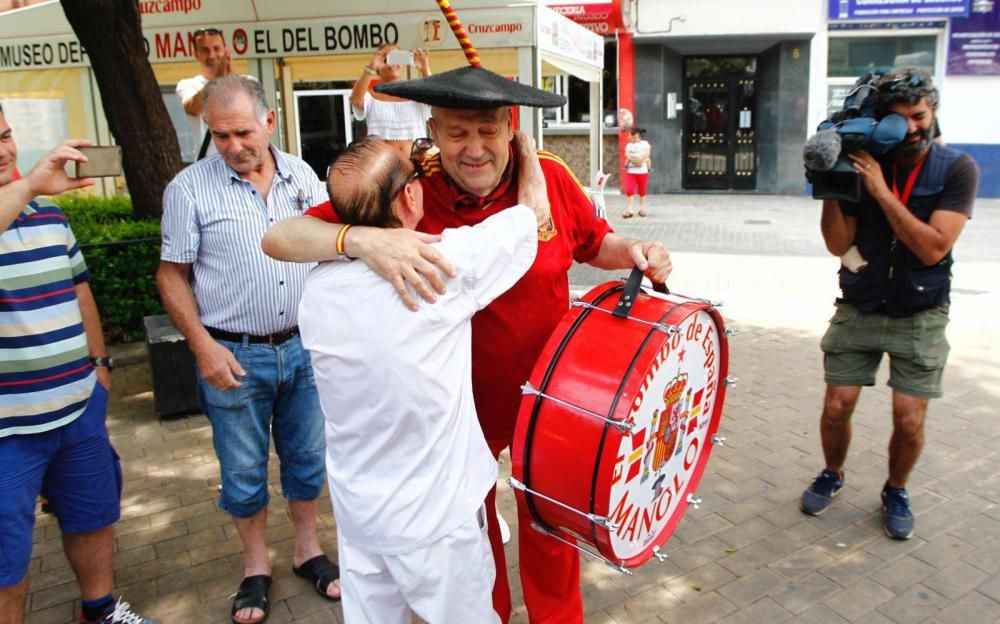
196;335;325;518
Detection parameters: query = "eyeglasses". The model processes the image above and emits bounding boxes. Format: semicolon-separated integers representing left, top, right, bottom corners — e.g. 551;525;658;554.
194;27;223;38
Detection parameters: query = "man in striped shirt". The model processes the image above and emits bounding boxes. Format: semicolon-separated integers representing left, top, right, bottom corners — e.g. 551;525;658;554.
0;109;154;623
156;76;339;624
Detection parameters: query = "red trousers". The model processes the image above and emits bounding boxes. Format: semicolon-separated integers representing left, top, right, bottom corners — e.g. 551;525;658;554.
487;439;583;624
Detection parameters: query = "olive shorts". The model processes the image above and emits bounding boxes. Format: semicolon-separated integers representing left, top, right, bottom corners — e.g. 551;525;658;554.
821;302;950;399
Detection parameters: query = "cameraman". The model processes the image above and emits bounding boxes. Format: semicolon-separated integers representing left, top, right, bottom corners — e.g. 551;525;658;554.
800;69;979;540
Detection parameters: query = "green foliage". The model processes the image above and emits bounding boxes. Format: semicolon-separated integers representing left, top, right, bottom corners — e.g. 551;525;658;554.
56;194;163;343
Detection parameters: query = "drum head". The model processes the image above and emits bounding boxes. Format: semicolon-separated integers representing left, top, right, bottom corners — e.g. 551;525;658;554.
599;304;726;566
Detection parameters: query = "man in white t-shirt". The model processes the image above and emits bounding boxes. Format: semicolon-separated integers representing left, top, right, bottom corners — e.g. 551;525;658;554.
296;134;550;624
176;27;233;160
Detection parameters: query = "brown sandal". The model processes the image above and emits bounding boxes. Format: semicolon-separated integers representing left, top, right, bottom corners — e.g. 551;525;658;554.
622;212;634;219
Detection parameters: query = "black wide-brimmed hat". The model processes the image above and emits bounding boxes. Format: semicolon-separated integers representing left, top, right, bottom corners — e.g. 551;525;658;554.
375;65;566;109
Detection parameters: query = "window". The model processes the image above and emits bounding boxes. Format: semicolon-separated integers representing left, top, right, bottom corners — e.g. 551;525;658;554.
828;36;936;78
542;40;618;128
161;86;198;163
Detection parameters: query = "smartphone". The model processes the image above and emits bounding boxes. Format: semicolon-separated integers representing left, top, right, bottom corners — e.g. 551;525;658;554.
386;50;414;66
74;146;122;178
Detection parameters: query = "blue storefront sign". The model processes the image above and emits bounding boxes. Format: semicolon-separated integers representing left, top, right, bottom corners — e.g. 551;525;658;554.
948;1;1000;75
828;0;970;20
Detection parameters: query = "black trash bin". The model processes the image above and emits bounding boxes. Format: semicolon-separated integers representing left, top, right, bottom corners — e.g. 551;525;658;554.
144;314;200;418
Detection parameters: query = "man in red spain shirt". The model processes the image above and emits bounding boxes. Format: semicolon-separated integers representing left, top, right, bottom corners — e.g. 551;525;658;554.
262;66;671;623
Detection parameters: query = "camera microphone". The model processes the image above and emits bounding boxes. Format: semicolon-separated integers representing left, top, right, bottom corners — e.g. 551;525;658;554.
803;129;841;172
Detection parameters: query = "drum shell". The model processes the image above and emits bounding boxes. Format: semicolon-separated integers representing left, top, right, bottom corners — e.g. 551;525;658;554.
512;281;728;568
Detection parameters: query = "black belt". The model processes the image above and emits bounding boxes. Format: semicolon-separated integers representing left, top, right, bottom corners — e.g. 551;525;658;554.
205;326;299;346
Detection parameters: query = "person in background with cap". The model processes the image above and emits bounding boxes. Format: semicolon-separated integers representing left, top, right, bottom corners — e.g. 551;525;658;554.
262;65;671;623
176;26;233;161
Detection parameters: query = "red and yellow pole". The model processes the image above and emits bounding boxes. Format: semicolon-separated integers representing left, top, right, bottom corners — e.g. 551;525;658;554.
434;0;481;67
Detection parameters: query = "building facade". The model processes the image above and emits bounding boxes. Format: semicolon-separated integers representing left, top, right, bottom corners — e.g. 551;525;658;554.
552;0;999;197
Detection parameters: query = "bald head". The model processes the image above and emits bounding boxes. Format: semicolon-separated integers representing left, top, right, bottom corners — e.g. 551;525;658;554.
328;137;417;229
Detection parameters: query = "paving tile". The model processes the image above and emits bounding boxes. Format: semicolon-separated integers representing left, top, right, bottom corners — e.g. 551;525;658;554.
819;548;887;587
823;580;897;621
874;584;948;623
655;590;737;624
934;590;1000;623
662;562;737;602
770;572;843;614
922;560;991;601
910;534;978;569
873;554;938;595
602;584;680;623
714;597;793;624
771;546;837;580
716;568;786;606
790;603;850;624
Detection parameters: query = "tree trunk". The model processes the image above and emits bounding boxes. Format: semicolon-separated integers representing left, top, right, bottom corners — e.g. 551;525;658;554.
61;0;181;219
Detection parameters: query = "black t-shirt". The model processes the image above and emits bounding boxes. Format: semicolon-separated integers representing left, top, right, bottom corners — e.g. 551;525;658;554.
841;152;978;220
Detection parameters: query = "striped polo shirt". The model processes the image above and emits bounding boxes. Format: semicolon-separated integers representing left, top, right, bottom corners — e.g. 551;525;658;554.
160;146;325;335
0;198;95;438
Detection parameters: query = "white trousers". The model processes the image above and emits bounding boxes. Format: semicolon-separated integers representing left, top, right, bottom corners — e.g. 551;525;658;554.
338;505;500;624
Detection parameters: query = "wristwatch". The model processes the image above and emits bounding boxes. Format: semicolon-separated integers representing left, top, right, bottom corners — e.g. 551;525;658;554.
90;356;115;371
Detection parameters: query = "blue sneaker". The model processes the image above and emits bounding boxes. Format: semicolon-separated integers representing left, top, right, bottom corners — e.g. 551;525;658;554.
881;483;914;540
800;469;844;515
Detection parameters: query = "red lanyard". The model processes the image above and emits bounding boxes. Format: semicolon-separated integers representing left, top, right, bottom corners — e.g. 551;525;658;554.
891;151;928;207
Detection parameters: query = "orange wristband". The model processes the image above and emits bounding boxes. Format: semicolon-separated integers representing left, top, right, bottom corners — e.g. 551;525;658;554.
336;224;354;260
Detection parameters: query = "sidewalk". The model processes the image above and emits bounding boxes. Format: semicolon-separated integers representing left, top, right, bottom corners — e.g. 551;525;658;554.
25;194;1000;623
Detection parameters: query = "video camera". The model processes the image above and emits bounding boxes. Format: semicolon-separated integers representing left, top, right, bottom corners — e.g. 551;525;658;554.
804;72;908;202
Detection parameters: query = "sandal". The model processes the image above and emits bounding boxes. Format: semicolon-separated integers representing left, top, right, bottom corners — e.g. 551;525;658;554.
293;554;341;602
638;210;647;217
622;212;634;219
231;575;271;624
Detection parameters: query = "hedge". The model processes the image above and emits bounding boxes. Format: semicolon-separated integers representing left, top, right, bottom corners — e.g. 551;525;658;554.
55;194;163;343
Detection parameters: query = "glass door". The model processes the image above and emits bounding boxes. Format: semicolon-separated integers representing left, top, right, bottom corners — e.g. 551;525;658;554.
683;57;757;190
293;89;364;181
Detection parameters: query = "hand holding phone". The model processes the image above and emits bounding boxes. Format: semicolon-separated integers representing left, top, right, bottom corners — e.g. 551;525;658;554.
74;146;122;178
386;50;414;66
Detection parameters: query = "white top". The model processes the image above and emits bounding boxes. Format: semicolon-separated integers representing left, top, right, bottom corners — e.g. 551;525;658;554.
160;146;326;334
299;206;538;555
352;91;431;141
625;140;651;174
176;75;216;158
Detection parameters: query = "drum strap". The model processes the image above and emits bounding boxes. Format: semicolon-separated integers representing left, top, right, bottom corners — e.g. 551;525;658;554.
613;267;668;319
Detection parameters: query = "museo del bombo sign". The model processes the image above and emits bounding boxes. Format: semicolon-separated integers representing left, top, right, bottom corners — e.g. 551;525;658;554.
829;0;971;20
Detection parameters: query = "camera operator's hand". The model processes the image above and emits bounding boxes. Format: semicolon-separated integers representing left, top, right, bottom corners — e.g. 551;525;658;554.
849;151;889;199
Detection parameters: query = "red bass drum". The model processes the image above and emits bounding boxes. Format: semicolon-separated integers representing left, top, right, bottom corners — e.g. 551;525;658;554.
510;273;729;571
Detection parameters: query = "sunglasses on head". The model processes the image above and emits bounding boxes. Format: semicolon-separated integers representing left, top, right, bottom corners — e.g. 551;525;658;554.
883;73;927;92
380;139;435;210
194;27;223;38
410;137;434;162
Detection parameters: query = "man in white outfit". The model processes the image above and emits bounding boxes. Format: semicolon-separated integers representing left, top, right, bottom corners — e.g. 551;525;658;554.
296;134;550;624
